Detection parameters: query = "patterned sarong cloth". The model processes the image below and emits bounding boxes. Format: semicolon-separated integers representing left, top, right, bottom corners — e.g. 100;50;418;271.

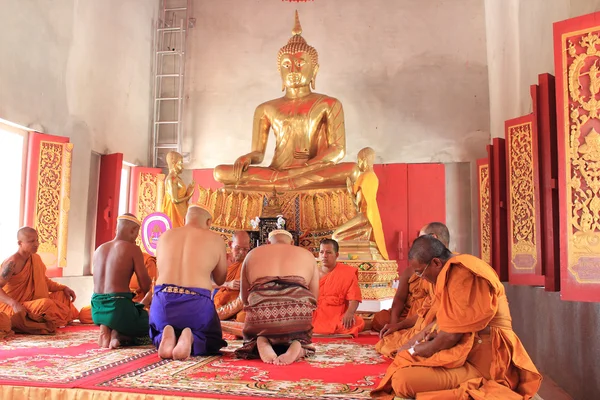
234;275;317;359
91;292;149;337
149;284;227;356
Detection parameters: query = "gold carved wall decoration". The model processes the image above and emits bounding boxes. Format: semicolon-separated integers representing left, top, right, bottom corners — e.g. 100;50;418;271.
196;186;356;239
137;173;158;222
478;163;491;265
565;29;600;283
34;141;72;268
508;122;538;269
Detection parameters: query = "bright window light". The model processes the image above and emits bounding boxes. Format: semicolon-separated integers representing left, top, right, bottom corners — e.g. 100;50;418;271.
0;129;24;259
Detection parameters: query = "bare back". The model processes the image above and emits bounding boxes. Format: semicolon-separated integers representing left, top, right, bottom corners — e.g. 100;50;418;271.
243;244;318;298
93;240;149;294
155;225;227;291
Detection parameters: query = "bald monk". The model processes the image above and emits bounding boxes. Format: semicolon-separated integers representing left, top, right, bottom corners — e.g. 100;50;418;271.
214;230;251;321
312;239;365;337
371;236;542;399
91;214;151;348
0;227;78;333
235;230;318;365
373;222;450;334
150;205;228;360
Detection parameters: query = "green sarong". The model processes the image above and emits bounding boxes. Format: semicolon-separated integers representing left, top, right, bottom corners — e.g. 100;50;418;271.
91;292;149;337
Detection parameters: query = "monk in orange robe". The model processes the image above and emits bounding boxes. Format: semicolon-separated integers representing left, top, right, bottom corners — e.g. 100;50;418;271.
375;279;437;358
214;231;251;322
0;227;78;333
371;236;542;399
372;222;449;333
79;251;157;324
312;239;365;337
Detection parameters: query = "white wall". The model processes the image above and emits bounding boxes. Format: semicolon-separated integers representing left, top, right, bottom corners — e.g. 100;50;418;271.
183;0;490;167
0;0;157;276
484;0;600;138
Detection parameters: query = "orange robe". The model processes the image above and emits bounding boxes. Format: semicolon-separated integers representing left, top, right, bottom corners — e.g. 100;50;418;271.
0;312;12;339
0;254;78;331
213;261;245;322
130;253;158;304
372;273;430;332
312;263;365;337
375;279;437;358
371;254;542;400
79;253;158;324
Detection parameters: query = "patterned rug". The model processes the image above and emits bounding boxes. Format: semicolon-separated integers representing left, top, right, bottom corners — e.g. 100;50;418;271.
0;325;392;399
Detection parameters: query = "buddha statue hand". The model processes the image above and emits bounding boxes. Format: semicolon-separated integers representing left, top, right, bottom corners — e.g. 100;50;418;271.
186;180;196;196
233;153;254;181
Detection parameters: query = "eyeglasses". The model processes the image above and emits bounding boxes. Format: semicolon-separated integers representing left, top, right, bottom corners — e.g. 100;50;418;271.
415;258;434;278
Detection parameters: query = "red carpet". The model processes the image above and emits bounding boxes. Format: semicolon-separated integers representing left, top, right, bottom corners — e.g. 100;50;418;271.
0;325;391;399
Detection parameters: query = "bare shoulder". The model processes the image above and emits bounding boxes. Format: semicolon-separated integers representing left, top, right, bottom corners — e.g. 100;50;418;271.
1;253;18;266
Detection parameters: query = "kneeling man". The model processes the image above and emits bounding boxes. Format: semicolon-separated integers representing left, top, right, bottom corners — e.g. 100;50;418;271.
150;205;228;360
235;230;318;365
92;214;151;348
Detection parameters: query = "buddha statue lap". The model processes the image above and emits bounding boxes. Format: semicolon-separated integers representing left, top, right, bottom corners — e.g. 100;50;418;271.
213;11;355;192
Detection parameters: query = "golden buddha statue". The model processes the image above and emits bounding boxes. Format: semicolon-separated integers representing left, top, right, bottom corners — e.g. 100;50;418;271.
162;151;195;228
261;188;283;218
213;11;355;191
332;147;389;260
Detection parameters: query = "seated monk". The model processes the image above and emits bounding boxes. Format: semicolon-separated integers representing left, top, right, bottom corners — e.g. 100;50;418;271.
312;239;365;337
235;230;318;365
371;236;542;399
79;251;157;324
0;227;78;334
373;222;450;334
91;214;151;348
150;205;228;360
214;230;251;322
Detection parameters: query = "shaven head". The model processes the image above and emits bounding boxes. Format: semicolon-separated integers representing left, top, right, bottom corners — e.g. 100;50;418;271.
408;235;453;265
116;213;141;242
268;229;293;244
419;222;450;248
17;227;37;241
186;205;212;229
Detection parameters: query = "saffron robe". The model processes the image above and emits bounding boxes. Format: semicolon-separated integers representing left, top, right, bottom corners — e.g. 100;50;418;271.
312;263;365;337
150;284;226;356
131;253;158;304
0;254;78;331
371;254;542;399
0;312;12;339
372;273;431;332
79;253;157;323
213;261;244;321
375;279;437;358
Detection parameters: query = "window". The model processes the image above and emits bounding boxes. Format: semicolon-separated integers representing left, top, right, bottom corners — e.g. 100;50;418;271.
118;164;132;216
0;122;27;260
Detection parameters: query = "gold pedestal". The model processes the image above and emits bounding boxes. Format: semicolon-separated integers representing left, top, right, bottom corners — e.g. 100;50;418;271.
337;240;385;261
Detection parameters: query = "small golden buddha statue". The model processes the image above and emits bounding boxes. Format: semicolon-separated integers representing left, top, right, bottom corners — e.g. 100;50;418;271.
162;151;195;228
213;11;355;191
332;147;389;260
261;188;283;218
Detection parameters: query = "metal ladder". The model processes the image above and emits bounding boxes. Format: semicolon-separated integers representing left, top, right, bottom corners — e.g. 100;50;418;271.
151;0;192;167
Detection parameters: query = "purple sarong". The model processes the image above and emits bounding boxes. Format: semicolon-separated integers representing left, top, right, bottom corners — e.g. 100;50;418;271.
149;284;227;356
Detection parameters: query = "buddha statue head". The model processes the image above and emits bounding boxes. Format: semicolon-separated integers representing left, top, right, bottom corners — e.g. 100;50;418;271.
166;151;184;174
277;11;319;91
